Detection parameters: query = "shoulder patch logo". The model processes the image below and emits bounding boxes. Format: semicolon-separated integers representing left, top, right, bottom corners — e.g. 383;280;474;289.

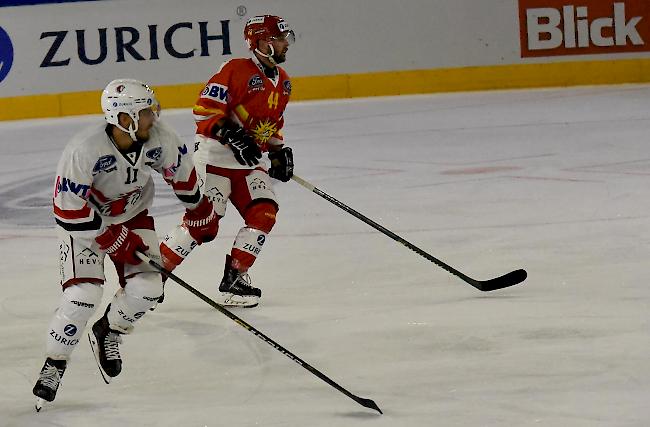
92;155;117;175
146;147;162;161
283;80;292;95
201;83;228;104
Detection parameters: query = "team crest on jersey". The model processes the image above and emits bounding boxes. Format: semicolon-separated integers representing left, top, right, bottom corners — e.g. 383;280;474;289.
283;80;291;95
146;147;162;161
92;155;117;175
251;118;278;143
248;75;264;92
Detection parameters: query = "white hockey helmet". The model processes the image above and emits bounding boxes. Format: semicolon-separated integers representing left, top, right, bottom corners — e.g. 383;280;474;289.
101;79;159;141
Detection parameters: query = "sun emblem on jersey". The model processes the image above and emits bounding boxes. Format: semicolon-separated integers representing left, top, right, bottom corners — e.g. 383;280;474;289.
251;119;278;143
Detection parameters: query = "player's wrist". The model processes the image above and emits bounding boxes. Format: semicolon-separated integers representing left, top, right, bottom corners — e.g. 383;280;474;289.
213;120;240;144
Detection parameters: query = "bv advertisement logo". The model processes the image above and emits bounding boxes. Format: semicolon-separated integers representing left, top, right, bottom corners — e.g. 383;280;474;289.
519;0;650;57
0;26;14;83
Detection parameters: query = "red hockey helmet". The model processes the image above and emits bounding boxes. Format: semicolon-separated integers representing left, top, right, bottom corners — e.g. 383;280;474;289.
244;15;295;51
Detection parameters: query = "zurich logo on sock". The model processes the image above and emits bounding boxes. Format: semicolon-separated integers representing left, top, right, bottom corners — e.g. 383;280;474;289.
64;324;78;336
0;27;13;84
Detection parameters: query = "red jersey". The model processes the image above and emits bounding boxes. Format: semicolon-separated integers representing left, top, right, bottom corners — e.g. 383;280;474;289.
193;56;291;169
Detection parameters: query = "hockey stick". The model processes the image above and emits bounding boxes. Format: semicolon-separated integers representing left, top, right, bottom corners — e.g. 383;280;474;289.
136;252;382;414
291;174;526;292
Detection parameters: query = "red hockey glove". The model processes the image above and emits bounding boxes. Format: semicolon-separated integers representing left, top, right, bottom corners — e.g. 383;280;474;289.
183;196;218;244
95;224;149;265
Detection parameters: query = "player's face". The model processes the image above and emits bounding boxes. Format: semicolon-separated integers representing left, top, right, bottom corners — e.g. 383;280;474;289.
135;107;157;141
267;31;292;64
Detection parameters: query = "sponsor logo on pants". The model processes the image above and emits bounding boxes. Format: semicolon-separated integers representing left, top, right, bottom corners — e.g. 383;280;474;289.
50;329;80;346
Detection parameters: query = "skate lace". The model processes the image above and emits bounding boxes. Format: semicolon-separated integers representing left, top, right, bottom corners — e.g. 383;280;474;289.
38;364;61;389
104;332;123;361
236;273;253;289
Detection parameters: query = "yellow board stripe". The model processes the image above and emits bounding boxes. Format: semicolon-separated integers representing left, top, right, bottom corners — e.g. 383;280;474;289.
2;58;650;121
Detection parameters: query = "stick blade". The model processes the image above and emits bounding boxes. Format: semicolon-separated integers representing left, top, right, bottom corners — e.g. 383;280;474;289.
353;395;383;414
476;269;527;292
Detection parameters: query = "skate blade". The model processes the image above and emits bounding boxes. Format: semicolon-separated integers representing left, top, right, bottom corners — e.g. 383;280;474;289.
219;292;259;308
35;398;45;412
87;333;112;384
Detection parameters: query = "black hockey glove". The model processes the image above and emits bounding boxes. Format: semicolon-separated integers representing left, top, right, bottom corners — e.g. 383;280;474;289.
216;123;262;166
268;147;294;182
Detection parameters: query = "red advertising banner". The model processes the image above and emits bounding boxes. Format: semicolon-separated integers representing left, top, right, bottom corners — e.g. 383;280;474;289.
519;0;650;57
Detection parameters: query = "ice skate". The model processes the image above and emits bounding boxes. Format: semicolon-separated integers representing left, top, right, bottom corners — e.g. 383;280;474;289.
88;311;123;384
33;357;67;411
218;255;261;308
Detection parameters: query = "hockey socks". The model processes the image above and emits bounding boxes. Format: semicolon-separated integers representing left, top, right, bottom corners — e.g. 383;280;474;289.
160;224;198;272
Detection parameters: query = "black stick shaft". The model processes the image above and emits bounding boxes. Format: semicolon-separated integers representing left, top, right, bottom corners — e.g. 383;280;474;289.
291;175;526;292
136;252;382;414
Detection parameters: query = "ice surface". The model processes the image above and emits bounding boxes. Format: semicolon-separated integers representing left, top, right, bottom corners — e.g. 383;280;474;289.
1;85;649;426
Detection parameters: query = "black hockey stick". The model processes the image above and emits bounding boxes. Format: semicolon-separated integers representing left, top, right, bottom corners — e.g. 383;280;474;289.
291;174;526;292
136;252;382;414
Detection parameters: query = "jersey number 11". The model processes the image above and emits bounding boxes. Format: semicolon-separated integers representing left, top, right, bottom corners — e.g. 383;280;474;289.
125;167;139;184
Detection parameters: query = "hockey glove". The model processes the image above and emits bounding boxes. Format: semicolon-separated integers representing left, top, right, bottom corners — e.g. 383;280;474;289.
95;224;149;265
268;147;294;182
216;123;262;167
183;196;218;244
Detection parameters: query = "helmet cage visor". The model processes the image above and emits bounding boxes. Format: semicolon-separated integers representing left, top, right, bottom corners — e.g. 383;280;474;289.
268;30;295;45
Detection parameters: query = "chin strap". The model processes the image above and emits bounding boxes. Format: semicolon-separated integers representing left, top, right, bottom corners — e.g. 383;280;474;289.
115;112;140;142
254;44;277;66
115;123;138;142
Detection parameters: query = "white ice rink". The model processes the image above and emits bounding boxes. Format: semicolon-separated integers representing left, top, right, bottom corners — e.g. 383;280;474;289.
1;85;649;426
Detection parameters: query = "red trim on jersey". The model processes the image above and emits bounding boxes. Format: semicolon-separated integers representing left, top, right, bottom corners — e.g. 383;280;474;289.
62;277;104;290
171;168;198;192
196;117;220;138
205;164;266;176
53;203;92;220
90;187;110;202
120;210;155;231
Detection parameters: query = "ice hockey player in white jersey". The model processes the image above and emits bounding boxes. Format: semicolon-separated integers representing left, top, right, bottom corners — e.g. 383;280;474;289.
32;79;218;410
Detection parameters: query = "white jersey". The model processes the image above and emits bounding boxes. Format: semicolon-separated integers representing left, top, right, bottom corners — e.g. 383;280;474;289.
53;120;200;239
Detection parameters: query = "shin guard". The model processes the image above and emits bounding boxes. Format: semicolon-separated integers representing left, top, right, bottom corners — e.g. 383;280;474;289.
106;272;162;333
45;283;102;360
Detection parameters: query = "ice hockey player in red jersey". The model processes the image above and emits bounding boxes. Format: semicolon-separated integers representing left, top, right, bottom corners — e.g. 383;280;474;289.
159;15;295;308
32;79;218;410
